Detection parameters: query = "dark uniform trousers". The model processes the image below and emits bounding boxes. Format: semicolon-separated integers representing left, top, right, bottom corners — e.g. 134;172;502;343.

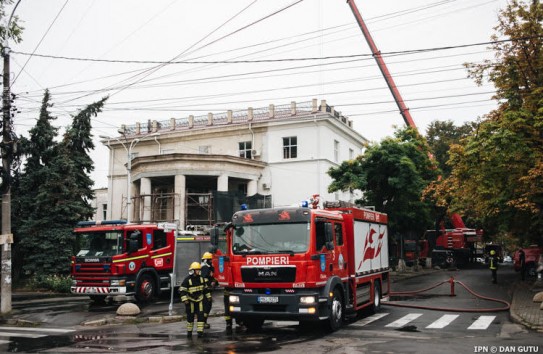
180;276;211;335
201;263;216;326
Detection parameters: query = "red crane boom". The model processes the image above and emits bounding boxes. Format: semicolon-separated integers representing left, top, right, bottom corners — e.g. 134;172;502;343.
346;0;417;129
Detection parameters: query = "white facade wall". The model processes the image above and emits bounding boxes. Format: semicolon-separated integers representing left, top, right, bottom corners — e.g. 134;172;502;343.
97;99;366;224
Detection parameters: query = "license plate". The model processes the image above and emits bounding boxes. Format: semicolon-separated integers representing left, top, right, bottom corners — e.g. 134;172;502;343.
257;296;279;304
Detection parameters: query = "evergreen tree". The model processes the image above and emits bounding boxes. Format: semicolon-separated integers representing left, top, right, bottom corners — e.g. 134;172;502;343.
61;97;108;222
16;93;107;276
12;90;58;278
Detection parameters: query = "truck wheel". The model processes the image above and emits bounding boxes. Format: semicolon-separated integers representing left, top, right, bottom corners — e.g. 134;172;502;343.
326;288;344;332
371;281;381;313
135;274;155;303
245;318;265;332
527;265;536;277
89;295;107;304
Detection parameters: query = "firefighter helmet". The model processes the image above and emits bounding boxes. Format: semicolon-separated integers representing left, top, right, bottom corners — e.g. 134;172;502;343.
490;250;496;256
189;262;201;271
202;252;213;260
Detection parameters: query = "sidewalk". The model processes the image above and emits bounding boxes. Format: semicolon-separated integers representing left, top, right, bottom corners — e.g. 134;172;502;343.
509;280;543;332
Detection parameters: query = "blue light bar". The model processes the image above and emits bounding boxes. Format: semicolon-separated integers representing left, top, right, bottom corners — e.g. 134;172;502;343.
76;220;127;227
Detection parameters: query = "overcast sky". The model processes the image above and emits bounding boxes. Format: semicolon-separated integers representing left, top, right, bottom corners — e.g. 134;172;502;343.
8;0;509;188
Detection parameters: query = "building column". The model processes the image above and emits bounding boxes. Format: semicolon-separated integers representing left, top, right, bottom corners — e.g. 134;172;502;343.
175;174;186;229
140;177;152;223
217;174;229;192
247;179;258;196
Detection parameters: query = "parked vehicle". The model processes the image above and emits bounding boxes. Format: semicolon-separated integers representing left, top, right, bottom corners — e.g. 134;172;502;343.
70;220;211;303
210;200;389;331
513;245;543;277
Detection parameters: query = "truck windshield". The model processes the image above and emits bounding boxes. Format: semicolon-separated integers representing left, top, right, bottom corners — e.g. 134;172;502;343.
76;231;124;257
232;222;309;255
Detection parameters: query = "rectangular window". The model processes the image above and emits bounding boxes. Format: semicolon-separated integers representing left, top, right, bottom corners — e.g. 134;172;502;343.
334;223;344;246
239;141;252;159
102;203;107;220
153;230;167;250
283;136;297;159
349;148;354;160
334;140;340;162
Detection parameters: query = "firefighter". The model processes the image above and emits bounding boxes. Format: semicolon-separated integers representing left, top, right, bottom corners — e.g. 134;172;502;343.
489;249;499;284
519;248;526;281
179;262;211;338
200;251;217;329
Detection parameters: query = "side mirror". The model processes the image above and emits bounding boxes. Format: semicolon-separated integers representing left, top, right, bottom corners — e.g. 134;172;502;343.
128;239;139;253
324;223;334;250
210;227;219;246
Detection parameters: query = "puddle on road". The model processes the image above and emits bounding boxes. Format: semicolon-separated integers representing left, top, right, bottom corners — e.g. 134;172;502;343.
2;324;325;353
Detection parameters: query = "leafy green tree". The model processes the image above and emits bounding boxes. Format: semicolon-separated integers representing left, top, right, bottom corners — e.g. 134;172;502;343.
430;0;543;245
425;120;475;177
328;127;439;239
0;0;24;49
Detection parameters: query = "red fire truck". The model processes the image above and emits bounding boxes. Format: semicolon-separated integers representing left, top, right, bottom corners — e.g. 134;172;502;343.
70;220;211;303
210;201;389;331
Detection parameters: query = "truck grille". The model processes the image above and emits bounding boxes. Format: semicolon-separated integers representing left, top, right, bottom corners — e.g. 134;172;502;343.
241;266;296;283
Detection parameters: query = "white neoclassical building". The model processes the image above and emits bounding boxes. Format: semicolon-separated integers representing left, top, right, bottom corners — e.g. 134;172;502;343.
98;99;366;229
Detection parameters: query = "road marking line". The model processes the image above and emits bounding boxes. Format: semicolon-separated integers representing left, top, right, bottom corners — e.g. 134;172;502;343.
385;313;422;328
426;314;459;329
351;313;390;327
0;326;75;334
0;331;46;338
468;316;495;330
356;312;390;327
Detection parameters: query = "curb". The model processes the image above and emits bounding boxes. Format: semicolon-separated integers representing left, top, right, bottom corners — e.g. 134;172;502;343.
509;282;543;333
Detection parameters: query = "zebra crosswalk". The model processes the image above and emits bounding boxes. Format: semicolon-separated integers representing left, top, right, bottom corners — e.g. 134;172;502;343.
349;313;497;331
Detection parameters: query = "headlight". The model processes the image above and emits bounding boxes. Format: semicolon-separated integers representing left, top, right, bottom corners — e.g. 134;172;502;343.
229;295;240;304
300;296;316;304
110;279;126;287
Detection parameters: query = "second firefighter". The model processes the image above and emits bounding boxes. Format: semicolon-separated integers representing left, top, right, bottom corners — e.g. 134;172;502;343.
179;262;212;337
200;251;217;329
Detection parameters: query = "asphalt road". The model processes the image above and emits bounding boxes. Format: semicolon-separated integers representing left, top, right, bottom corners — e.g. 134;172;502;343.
1;263;541;353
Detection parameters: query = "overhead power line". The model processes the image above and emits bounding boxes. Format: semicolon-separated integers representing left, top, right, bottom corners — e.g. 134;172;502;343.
11;36;542;65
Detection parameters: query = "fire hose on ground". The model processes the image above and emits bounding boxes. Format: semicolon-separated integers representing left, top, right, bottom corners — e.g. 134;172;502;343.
382;276;511;312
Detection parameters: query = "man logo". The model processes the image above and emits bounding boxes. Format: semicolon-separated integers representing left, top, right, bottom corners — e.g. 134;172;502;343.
258;270;278;277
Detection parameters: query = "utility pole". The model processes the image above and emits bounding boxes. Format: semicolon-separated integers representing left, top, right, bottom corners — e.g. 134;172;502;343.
1;42;13;314
1;0;21;314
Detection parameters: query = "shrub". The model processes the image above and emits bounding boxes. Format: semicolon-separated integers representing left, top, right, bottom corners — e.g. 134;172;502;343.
27;274;72;293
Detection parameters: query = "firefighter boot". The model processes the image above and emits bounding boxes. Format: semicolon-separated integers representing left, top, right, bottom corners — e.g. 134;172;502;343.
197;331;204;338
186;331;192;338
226;319;233;334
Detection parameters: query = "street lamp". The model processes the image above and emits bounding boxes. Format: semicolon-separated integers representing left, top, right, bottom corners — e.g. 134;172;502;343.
100;135;140;223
